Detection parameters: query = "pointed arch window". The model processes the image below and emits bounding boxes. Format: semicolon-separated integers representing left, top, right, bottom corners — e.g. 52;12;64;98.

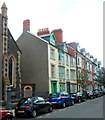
9;57;14;85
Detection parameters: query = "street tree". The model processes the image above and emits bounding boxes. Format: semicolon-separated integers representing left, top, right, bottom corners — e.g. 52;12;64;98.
94;67;105;87
77;70;88;91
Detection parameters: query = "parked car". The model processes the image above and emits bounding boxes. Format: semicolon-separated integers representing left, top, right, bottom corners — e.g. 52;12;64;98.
47;92;74;108
70;93;81;103
98;89;103;96
86;90;95;99
0;109;13;120
95;89;103;97
102;89;105;95
93;90;100;98
70;92;86;103
15;97;52;118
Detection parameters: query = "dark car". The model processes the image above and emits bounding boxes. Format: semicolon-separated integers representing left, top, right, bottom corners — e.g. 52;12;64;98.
70;93;81;103
102;89;105;95
47;92;74;108
93;90;100;98
98;89;103;96
0;109;13;120
15;97;52;118
86;90;94;99
70;92;86;103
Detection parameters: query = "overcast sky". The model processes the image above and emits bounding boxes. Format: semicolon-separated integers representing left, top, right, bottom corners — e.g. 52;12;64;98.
0;0;104;65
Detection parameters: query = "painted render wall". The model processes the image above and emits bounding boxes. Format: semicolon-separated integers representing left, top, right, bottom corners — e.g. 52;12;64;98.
17;31;49;98
48;44;59;93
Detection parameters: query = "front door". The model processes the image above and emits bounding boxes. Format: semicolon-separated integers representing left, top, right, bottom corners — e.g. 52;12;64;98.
59;83;65;92
25;87;31;97
51;81;57;93
67;82;70;94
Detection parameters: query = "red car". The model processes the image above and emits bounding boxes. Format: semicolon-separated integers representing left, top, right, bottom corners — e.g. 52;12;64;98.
0;110;13;120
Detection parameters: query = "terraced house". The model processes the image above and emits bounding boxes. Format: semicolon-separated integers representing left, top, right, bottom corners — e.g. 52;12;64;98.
0;3;21;105
38;29;77;94
17;19;102;98
17;20;77;98
37;29;101;94
69;42;101;91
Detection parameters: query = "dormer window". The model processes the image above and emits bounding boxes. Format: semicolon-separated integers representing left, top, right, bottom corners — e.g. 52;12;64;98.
83;51;86;55
63;43;68;52
50;33;56;45
77;45;80;52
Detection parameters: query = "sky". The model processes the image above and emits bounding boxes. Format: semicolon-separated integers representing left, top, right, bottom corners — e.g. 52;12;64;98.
0;0;104;66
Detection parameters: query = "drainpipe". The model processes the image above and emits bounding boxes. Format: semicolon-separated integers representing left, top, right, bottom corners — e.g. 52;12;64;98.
76;51;78;92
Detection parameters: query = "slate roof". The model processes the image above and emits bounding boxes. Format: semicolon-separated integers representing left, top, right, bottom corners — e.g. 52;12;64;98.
8;29;22;54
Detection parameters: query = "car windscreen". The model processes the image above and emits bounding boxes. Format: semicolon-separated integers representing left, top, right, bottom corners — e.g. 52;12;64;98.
87;91;93;94
71;94;76;97
49;93;59;98
94;90;98;92
18;98;32;105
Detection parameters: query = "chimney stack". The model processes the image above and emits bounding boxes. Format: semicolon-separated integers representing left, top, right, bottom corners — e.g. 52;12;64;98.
51;29;63;43
23;19;30;31
37;28;50;36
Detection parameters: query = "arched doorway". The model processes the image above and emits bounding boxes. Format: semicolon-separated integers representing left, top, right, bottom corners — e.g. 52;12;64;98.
24;86;32;97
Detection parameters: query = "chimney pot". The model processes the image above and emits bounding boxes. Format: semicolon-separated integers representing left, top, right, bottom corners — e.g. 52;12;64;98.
37;28;50;36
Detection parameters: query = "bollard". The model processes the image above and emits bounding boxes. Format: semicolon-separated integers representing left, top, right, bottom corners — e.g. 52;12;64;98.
6;85;11;110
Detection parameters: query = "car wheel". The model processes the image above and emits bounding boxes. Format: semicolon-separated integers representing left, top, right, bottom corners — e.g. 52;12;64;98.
71;101;74;106
83;98;86;102
90;96;93;99
4;116;12;120
78;99;81;103
62;102;66;108
48;106;53;112
31;110;37;118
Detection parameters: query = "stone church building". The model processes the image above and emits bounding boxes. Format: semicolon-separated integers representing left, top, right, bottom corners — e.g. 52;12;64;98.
0;3;21;106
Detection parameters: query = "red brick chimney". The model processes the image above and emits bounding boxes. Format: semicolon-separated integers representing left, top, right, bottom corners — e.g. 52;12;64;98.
37;28;50;36
51;29;63;43
23;19;30;31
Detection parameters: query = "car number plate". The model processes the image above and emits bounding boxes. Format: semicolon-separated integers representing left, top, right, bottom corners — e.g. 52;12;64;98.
18;111;24;113
51;102;56;103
